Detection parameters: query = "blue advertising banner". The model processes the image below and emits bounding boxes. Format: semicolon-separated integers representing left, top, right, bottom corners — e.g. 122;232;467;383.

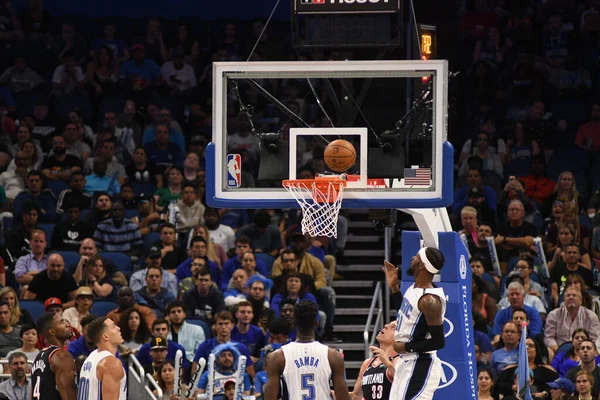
399;231;478;399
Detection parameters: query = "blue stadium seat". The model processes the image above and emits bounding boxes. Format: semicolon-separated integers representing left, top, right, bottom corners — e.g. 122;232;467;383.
47;180;69;199
132;182;157;197
50;251;81;269
254;253;275;276
99;96;126;115
186;318;212;339
20;300;45;322
98;252;132;276
38;223;55;242
56;95;93;121
91;300;118;316
125;209;139;220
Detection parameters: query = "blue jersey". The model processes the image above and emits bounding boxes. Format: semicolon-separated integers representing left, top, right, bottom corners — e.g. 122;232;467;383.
230;325;266;357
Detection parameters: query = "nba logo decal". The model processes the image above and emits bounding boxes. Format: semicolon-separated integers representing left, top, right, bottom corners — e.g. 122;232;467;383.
227;154;242;188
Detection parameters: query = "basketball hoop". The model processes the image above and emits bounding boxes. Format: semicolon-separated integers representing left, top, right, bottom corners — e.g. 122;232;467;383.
282;176;347;238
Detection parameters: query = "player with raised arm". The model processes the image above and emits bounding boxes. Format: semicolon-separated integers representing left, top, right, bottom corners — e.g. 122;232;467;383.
31;313;78;400
264;300;350;400
78;317;127;400
350;320;400;400
388;247;447;400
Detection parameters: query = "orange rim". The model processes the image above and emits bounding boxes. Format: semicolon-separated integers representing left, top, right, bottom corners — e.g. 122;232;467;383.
283;178;347;203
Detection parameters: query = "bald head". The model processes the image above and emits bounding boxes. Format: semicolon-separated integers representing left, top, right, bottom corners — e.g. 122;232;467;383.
47;254;65;280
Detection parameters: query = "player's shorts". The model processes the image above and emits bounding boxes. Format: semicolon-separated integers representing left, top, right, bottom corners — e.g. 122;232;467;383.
389;354;441;400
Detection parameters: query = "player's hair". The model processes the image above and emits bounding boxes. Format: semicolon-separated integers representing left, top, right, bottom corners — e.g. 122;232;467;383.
81;315;98;330
166;300;185;315
152;318;169;331
87;317;108;344
425;247;445;272
215;311;234;323
294;300;318;334
36;313;57;337
269;319;290;336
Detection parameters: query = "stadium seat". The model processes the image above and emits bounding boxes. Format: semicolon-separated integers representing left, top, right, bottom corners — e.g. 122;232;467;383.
47;180;69;199
91;300;118;316
38;224;55;242
186;318;212;339
98;252;132;276
50;251;81;269
56;95;93;121
254;253;275;276
20;300;45;322
132;182;157;197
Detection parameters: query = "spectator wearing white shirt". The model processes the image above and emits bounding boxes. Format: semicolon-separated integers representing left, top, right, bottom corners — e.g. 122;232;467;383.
161;47;196;93
176;183;205;233
51;51;85;97
0;151;27;199
166;300;205;362
205;207;235;253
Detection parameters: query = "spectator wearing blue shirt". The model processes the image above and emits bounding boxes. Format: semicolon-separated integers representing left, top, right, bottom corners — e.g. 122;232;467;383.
144;123;182;173
84;156;121;195
137;319;190;372
195;344;251;397
142;107;185;154
120;44;161;90
192;311;255;378
133;266;176;318
67;315;97;359
12;170;56;224
220;236;267;291
451;167;497;214
230;301;266;359
491;281;543;343
176;236;220;283
490;321;520;377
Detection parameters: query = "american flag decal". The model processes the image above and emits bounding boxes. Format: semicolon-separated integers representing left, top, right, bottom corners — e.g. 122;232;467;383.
404;167;431;186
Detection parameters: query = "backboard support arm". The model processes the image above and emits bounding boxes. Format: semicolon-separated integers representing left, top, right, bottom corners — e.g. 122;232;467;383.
399;207;452;248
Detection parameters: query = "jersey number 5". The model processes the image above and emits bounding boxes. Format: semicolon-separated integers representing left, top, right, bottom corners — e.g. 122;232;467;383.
301;373;315;400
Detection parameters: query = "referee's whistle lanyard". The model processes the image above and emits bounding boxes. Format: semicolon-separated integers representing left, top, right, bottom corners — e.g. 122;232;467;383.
12;379;28;400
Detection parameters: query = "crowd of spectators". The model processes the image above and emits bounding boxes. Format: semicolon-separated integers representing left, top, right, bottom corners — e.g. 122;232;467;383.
456;0;600;399
0;5;347;398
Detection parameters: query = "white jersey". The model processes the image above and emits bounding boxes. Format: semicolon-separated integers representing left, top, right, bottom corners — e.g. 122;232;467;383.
281;341;332;400
78;349;127;400
395;284;446;357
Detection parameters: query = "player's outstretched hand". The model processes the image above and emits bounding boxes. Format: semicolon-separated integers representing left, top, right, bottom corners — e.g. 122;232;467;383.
382;260;400;294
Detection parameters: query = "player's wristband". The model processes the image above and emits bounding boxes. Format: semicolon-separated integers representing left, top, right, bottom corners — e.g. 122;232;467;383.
404;325;445;353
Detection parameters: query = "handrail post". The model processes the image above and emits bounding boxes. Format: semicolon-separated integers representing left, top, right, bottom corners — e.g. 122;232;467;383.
363;282;382;359
145;373;163;399
384;226;392;322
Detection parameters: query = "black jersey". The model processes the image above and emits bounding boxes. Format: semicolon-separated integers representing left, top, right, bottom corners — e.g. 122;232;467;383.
361;353;399;400
31;346;62;400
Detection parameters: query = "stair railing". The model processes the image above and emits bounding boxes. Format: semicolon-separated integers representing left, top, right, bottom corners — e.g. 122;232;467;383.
363;281;384;358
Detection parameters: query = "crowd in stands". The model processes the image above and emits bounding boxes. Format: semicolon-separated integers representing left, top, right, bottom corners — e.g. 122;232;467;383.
0;4;347;399
457;0;600;399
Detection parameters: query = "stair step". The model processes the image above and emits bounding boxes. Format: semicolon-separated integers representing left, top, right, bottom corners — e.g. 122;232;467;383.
337;264;381;272
346;235;380;243
335;324;373;332
337;294;376;300
319;342;365;351
345;249;385;257
335;308;371;315
332;280;374;288
345;361;364;369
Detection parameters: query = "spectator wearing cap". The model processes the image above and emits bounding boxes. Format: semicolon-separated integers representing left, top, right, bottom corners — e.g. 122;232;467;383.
67;315;98;359
161;47;196;93
50;202;92;251
36;298;81;349
144;123;183;173
205;208;235;253
24;254;78;307
544;286;600;354
545;377;574;399
133;193;165;236
134;266;176;318
166;300;205;362
127;146;163;187
84;156;121;195
120;43;162;94
142;107;185;154
145;223;188;272
129;251;178;295
14;229;48;288
137;319;190;375
12;170;56;224
106;287;156;330
143;336;169;375
236;210;283;258
56;171;92;216
495;199;537;265
175;236;220;283
176;183;205;233
63;287;94;332
94;201;143;256
5;202;40;259
452;166;497;214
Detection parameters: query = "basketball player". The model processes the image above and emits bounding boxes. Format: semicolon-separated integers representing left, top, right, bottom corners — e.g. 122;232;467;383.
388;246;447;400
78;317;127;400
350;320;400;400
263;300;349;400
31;313;78;400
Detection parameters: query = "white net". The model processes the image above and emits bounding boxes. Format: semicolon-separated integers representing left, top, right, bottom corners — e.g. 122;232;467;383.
283;179;346;238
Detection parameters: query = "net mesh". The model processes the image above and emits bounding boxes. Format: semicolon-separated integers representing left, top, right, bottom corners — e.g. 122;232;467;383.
283;178;346;238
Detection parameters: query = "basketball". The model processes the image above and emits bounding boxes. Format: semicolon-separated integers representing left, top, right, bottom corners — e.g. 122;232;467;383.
324;139;356;172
